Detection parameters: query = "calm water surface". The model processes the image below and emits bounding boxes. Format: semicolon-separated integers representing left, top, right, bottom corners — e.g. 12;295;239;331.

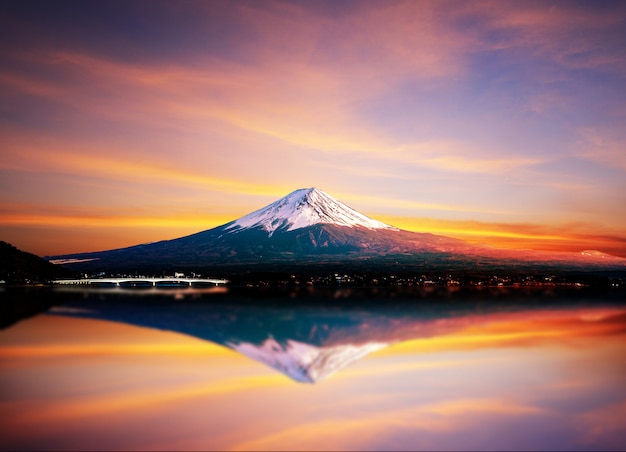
1;286;625;451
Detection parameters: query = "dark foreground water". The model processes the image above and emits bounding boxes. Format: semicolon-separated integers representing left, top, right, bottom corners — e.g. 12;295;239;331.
1;286;625;451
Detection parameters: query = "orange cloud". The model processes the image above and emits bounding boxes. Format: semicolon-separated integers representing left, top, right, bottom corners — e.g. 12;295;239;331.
0;5;474;162
0;207;233;230
1;1;624;258
0;128;295;198
373;215;626;257
393;140;546;174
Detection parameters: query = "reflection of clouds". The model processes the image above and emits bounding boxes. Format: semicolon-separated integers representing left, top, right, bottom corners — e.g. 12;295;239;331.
42;291;626;384
230;397;548;451
576;400;626;448
419;398;545;416
2;298;626;451
380;307;626;356
232;346;626;451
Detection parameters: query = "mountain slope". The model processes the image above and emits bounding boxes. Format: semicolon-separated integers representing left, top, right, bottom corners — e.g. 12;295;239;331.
48;188;626;272
0;241;75;283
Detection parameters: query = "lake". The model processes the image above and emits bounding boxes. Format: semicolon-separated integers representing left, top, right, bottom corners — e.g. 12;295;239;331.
1;286;625;451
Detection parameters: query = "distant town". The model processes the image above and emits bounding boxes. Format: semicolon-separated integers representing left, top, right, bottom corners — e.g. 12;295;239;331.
2;239;624;289
53;270;624;290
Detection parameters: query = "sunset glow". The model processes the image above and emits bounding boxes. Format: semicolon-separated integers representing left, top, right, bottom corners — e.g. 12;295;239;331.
1;1;625;256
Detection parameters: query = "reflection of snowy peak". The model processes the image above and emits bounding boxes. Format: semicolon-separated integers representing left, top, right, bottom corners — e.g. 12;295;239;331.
228;337;388;383
225;187;396;236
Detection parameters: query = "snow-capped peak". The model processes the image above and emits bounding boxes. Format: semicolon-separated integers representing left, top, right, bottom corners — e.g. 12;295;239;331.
225;187;396;236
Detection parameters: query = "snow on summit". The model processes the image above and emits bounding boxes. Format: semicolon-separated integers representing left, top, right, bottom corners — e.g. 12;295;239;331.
225;187;396;236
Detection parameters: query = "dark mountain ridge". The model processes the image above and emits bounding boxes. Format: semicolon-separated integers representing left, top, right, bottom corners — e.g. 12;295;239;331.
0;241;75;284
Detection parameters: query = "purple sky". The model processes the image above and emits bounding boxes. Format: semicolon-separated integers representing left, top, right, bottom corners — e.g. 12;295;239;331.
1;0;625;256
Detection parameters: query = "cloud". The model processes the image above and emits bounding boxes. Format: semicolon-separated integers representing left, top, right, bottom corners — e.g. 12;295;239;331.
576;128;626;172
374;215;626;257
0;1;473;159
395;140;545;174
0;126;294;198
456;1;626;71
1;1;625;256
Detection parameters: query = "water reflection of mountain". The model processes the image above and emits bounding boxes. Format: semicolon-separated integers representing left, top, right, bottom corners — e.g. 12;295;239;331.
44;286;626;383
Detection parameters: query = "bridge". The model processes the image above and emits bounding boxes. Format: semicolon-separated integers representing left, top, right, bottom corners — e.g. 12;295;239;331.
53;277;229;287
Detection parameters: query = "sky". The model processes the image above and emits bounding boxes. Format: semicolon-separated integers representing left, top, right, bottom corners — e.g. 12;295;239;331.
1;0;625;257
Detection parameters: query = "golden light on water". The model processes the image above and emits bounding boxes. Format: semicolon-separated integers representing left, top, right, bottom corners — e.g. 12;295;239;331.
2;302;625;450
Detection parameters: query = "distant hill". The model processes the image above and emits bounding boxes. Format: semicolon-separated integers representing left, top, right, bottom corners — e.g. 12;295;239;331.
0;241;75;284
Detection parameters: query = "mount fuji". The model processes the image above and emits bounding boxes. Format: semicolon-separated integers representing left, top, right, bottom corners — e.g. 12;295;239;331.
49;187;626;272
